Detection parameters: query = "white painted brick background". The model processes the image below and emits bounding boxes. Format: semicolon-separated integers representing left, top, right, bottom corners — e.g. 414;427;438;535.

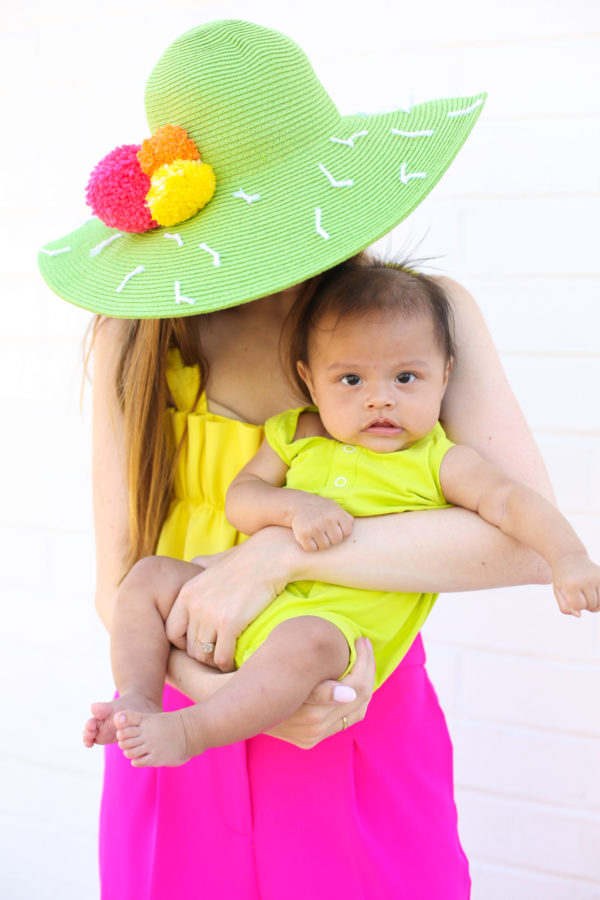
1;1;598;897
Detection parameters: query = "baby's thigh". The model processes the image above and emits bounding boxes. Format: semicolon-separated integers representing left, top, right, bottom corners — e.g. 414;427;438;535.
118;556;203;622
235;582;361;675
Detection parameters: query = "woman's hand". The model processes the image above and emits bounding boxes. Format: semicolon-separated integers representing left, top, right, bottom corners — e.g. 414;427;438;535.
265;637;376;748
165;527;298;671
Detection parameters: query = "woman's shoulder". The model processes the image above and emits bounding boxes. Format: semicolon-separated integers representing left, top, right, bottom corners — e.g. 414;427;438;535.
433;275;480;316
90;317;130;400
92;316;128;363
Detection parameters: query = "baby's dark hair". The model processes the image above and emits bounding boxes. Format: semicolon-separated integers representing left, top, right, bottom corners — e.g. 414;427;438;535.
284;254;456;403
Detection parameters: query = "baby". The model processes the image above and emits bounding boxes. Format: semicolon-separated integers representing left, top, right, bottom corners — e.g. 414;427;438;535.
85;259;600;766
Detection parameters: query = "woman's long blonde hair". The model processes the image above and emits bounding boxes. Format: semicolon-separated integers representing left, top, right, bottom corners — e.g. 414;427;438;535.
89;315;207;577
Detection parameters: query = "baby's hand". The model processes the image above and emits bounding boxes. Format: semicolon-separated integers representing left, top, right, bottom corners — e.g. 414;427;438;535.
553;553;600;617
291;498;354;551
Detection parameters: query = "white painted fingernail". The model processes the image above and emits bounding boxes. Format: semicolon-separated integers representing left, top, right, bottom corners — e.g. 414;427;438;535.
334;685;357;702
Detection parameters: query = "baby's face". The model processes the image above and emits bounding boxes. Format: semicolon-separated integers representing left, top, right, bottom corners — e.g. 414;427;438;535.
298;309;451;453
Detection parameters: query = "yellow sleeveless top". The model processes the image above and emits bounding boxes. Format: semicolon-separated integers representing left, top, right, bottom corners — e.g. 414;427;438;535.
155;348;263;559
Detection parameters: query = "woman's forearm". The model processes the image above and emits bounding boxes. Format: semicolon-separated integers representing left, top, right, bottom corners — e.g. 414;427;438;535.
274;507;552;595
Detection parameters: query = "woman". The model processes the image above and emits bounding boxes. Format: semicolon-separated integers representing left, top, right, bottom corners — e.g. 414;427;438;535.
40;19;552;900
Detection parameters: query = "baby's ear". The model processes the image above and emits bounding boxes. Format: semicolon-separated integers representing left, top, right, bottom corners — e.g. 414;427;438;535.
296;360;316;401
442;357;454;392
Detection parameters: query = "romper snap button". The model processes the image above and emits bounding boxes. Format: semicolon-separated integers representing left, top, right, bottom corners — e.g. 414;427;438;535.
334;476;347;487
342;445;355;453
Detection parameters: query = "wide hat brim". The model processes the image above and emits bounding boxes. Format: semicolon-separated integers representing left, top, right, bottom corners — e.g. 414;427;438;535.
39;26;486;319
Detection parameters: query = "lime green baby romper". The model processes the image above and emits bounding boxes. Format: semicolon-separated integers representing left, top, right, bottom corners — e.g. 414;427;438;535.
234;406;454;688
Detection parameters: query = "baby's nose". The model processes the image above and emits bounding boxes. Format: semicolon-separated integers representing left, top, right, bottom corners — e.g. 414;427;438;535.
366;389;394;409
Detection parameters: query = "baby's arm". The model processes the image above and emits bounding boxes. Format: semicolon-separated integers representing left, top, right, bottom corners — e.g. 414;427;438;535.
225;438;353;551
440;445;600;616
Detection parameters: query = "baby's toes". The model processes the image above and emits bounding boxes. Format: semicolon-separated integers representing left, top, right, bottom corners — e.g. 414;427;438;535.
123;743;149;761
118;734;144;751
115;711;146;741
116;725;143;746
91;701;116;720
83;718;98;747
114;709;143;731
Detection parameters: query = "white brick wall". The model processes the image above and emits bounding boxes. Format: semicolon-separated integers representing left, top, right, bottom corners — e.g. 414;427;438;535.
2;2;599;897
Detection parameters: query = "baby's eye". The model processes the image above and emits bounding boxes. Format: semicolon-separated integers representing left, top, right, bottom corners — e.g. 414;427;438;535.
341;374;362;386
395;372;416;384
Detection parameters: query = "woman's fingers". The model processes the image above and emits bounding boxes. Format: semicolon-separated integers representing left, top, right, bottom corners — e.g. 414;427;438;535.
188;634;219;666
338;637;376;724
307;680;358;705
343;636;376;691
190;547;235;568
164;574;215;661
213;631;238;673
164;597;190;647
168;529;299;671
306;637;374;707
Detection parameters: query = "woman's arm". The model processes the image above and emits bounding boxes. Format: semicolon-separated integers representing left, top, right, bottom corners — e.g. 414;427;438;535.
439;276;555;496
183;508;550;669
91;317;131;630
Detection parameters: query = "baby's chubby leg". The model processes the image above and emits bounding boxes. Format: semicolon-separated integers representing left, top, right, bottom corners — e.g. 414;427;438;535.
115;615;350;767
83;556;202;747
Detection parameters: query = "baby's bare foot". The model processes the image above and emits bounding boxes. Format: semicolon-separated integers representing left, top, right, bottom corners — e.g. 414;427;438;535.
83;694;161;748
114;707;204;767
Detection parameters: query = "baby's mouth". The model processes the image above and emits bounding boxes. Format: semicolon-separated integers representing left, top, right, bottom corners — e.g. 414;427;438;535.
363;418;402;433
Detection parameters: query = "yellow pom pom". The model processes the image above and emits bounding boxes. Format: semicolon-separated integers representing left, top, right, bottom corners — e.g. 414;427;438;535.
147;159;216;227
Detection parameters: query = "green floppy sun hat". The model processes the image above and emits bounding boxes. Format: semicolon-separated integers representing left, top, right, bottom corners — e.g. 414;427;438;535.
38;19;486;319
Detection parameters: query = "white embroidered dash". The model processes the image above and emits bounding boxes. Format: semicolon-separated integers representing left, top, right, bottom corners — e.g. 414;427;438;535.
40;246;71;256
318;164;354;188
315;207;330;241
391;128;435;138
399;163;427;185
174;281;195;305
89;233;122;257
330;130;368;148
233;188;261;204
164;232;184;247
198;243;221;266
116;265;145;293
447;99;484;117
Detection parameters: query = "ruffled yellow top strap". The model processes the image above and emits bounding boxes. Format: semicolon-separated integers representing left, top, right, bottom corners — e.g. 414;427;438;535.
157;347;265;561
166;346;206;414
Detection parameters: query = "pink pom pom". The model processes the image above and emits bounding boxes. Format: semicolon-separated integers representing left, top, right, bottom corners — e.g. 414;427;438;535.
86;144;157;233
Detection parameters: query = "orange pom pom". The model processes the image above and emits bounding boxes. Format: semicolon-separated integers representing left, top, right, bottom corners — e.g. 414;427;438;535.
137;124;200;177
